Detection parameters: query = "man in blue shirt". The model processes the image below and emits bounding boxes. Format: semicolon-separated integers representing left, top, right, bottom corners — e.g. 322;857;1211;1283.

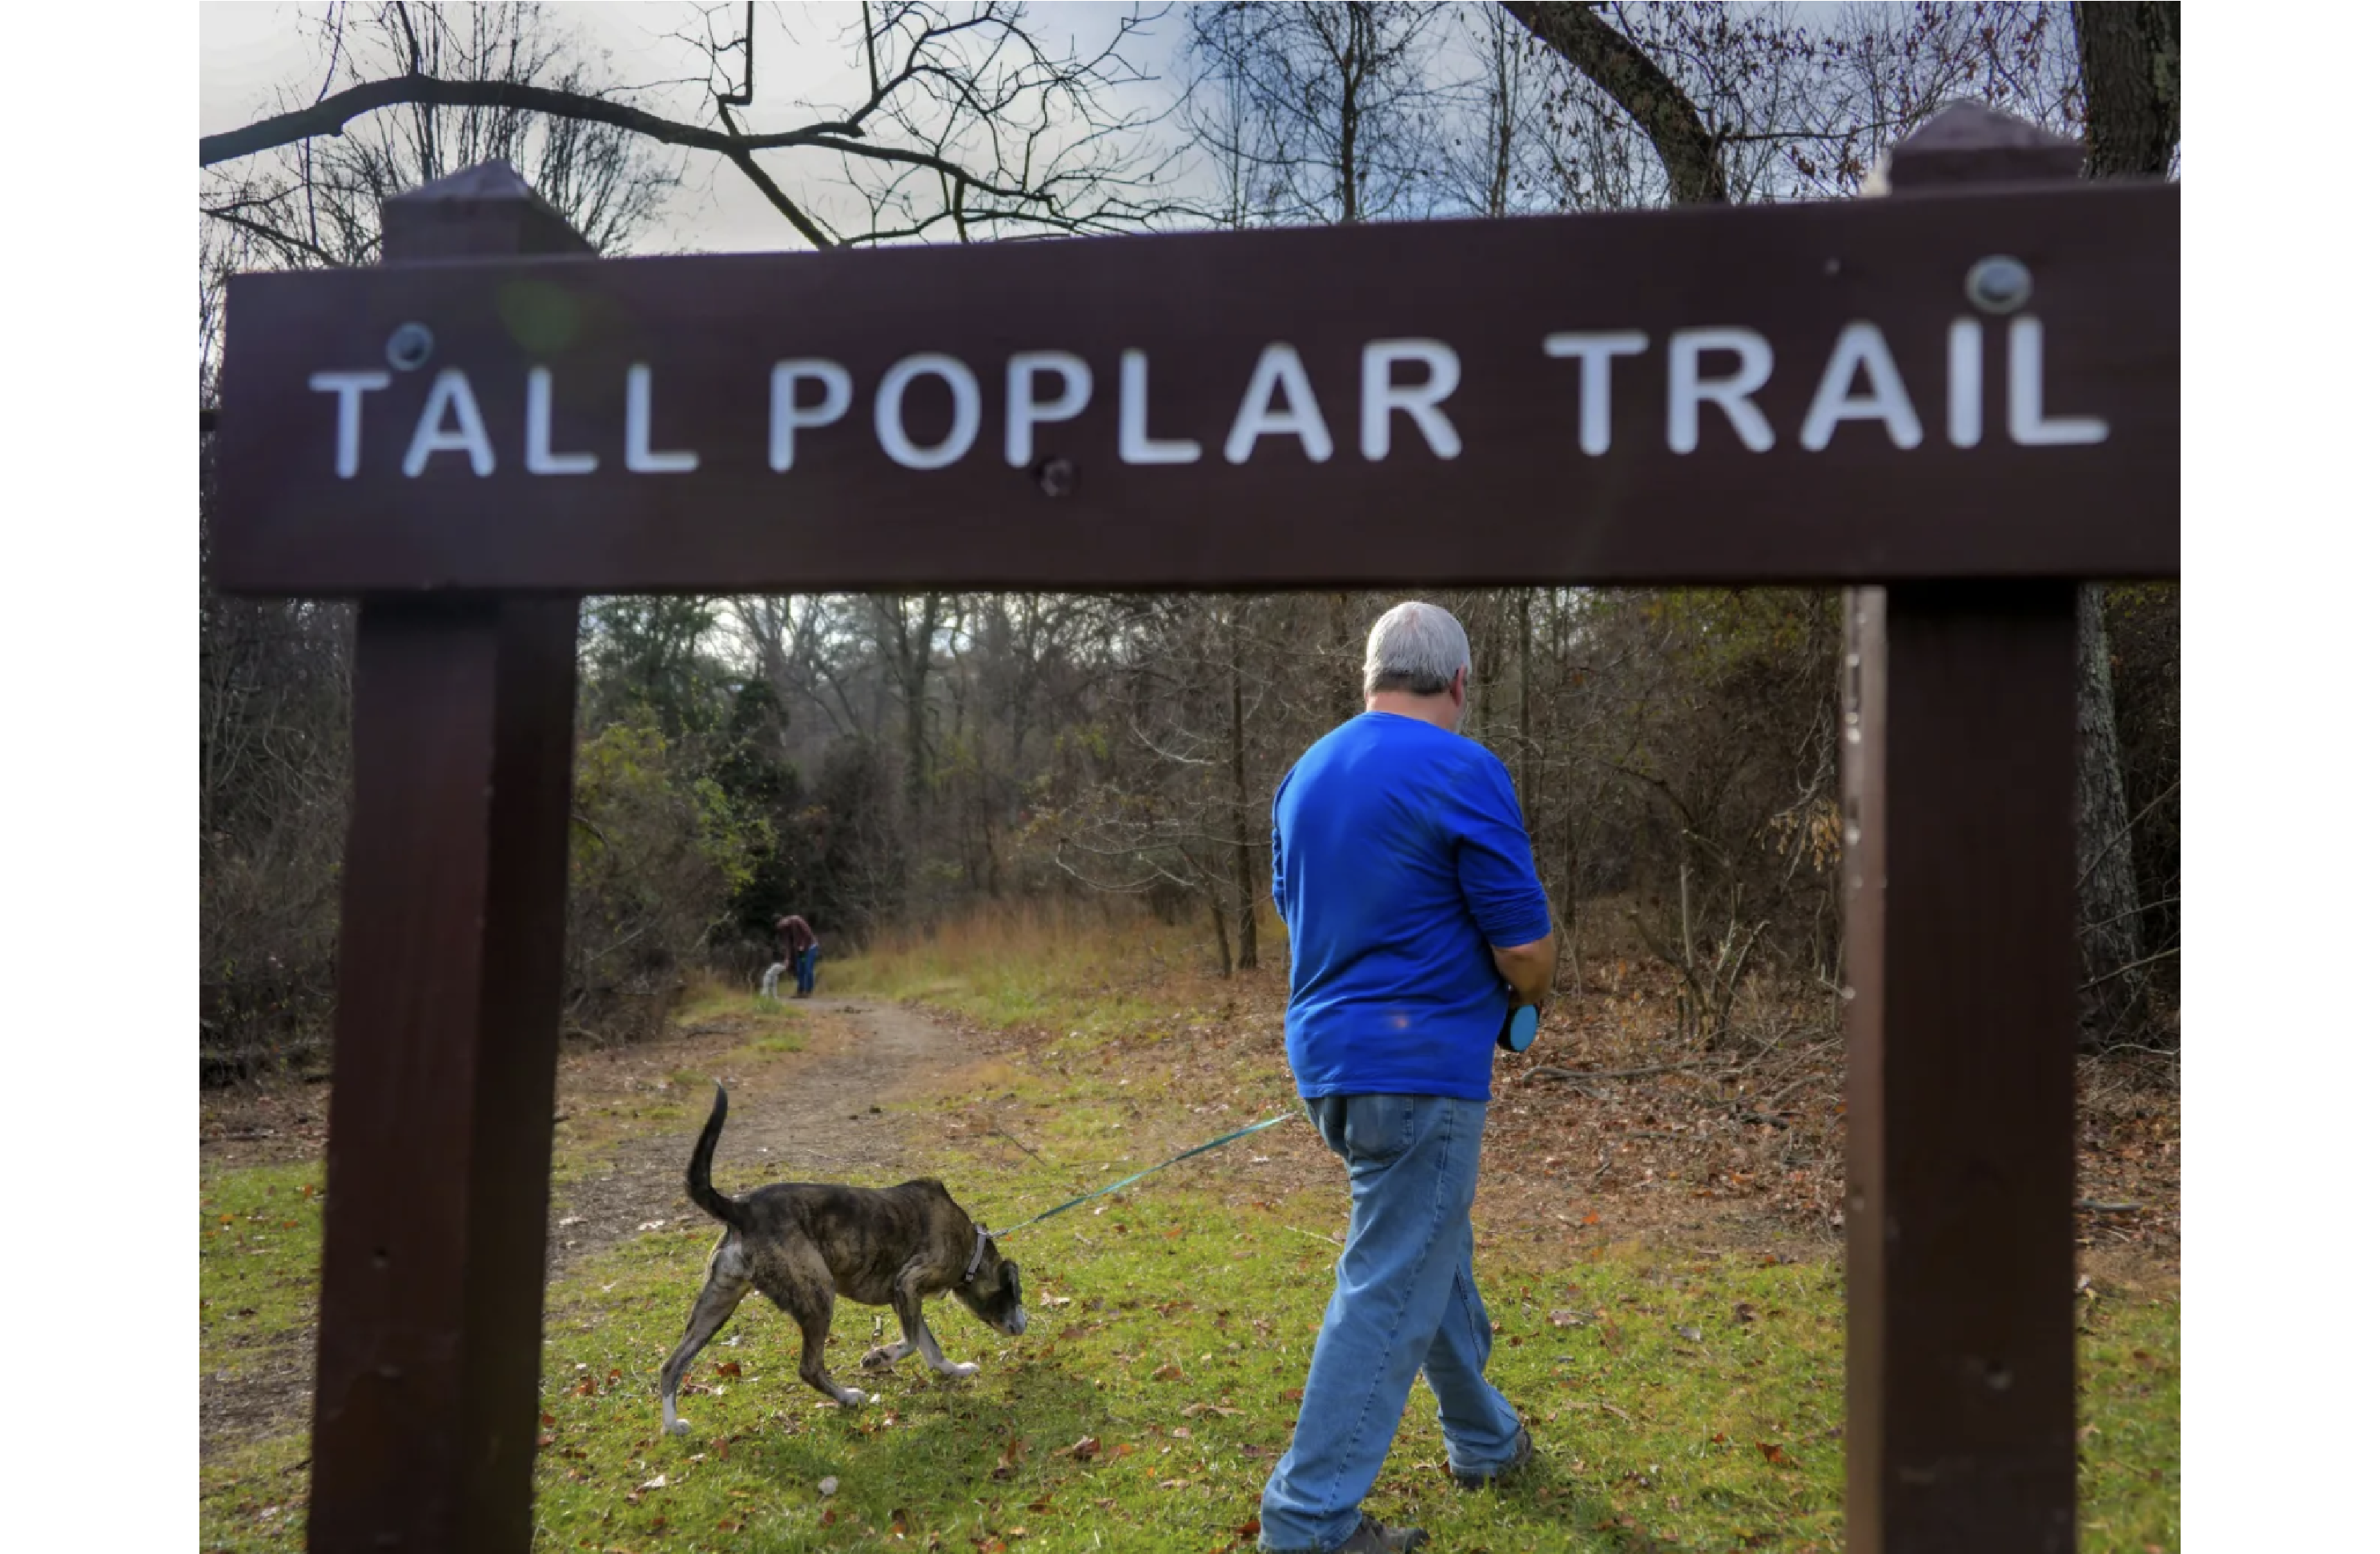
1259;602;1555;1554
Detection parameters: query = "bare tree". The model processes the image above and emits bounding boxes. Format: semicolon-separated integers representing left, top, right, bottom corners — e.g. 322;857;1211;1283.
2070;0;2181;1047
1182;2;1456;228
201;2;1182;252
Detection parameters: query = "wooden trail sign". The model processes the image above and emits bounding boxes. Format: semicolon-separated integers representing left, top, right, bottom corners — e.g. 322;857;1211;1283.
214;180;2174;597
201;103;2178;1554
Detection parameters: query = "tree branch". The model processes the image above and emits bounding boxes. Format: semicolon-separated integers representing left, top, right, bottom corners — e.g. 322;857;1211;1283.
202;203;340;266
200;72;860;168
1502;1;1726;204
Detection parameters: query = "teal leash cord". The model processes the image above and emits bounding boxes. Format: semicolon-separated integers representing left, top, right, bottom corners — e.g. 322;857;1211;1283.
992;1111;1299;1239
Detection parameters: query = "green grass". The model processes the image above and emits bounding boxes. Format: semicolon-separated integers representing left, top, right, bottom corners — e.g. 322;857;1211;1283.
200;920;2180;1552
199;1161;326;1380
200;1154;2180;1552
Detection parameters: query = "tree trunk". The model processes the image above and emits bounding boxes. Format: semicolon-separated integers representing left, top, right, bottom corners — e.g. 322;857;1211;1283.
1518;589;1535;827
2072;582;2144;1041
1229;610;1260;972
895;594;942;825
2073;4;2181;180
1500;2;1727;204
2070;1;2179;1045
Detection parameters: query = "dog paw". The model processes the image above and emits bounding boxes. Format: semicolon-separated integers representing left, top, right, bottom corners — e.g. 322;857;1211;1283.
665;1418;691;1436
834;1387;865;1407
943;1361;979;1379
860;1347;895;1370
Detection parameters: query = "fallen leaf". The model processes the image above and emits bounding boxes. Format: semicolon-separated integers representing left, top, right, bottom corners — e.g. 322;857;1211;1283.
714;1360;743;1380
1756;1442;1792;1466
1550;1310;1584;1328
1151;1362;1184;1382
1732;1302;1757;1324
1062;1436;1101;1460
640;1474;669;1490
1280;1387;1305;1403
818;1476;839;1496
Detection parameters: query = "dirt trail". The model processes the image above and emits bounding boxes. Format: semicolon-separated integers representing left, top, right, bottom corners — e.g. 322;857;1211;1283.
545;998;972;1269
199;997;979;1464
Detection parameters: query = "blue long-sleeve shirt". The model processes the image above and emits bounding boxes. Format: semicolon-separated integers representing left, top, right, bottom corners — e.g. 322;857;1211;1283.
1272;711;1552;1101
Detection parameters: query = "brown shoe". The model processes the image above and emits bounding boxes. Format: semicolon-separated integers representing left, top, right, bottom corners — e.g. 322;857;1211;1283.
1451;1426;1534;1491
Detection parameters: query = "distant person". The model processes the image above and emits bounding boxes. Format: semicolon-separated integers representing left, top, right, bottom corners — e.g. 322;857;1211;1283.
762;912;820;1000
1258;601;1555;1554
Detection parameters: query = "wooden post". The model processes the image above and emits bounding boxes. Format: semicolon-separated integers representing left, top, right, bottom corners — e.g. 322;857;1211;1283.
304;166;589;1554
1841;105;2087;1554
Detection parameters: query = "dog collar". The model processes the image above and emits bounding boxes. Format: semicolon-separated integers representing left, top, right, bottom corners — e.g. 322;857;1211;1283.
965;1226;991;1280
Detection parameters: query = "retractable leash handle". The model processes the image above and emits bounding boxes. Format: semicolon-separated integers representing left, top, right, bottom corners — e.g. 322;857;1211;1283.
1498;1003;1540;1053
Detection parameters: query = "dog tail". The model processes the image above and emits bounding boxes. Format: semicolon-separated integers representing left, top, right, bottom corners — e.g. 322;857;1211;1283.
685;1081;748;1230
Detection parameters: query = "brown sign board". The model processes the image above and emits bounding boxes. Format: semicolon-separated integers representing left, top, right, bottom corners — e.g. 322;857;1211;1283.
214;181;2175;597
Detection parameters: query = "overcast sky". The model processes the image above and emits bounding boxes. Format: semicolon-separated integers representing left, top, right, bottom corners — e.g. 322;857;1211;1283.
200;2;1190;255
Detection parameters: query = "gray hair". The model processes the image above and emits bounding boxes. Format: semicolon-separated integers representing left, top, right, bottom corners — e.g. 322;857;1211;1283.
1364;602;1471;698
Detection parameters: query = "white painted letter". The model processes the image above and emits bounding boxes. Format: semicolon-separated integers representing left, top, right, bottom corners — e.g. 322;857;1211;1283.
1799;322;1922;452
1360;339;1462;461
2008;316;2109;446
1542;332;1648;456
875;354;983;470
1224;344;1333;464
625;364;700;473
770;360;854;472
1948;319;1984;449
1006;352;1094;469
525;368;597;475
309;371;390;479
401;368;496;477
1666;328;1775;453
1120;350;1200;465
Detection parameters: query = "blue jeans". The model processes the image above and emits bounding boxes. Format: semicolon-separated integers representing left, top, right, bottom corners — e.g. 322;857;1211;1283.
1260;1094;1524;1551
795;944;819;996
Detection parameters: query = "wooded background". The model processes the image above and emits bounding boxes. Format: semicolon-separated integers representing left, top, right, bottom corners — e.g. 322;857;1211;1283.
198;1;2180;1072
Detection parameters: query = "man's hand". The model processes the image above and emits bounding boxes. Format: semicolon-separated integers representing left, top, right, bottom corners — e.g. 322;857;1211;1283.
1493;934;1556;1009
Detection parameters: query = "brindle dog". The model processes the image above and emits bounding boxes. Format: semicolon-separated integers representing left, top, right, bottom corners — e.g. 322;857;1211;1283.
660;1082;1029;1435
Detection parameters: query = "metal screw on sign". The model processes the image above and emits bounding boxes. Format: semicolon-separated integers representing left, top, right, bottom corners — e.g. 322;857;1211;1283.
1964;256;2032;314
1033;457;1077;498
385;322;436;372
